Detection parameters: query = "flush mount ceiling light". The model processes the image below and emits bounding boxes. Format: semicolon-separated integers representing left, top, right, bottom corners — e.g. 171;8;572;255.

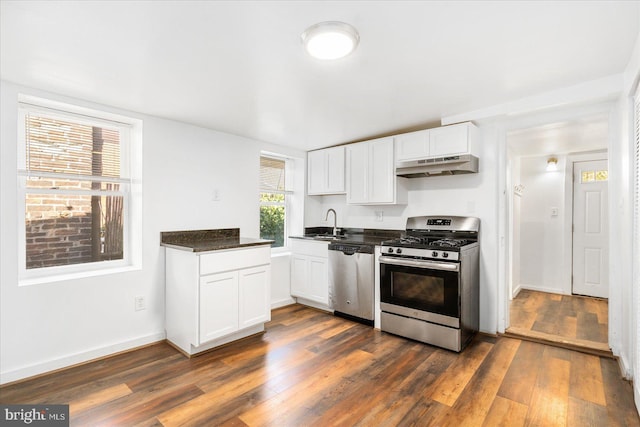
546;157;558;172
301;21;359;60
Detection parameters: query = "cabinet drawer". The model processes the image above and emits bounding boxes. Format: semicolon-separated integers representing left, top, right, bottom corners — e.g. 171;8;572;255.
199;246;271;275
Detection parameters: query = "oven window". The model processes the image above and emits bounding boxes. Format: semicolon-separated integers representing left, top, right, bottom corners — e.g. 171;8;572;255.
392;272;445;305
380;261;460;318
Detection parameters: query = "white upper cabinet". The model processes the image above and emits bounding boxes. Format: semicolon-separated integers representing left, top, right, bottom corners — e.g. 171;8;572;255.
395;122;479;162
429;122;476;157
345;141;369;204
307;146;345;195
346;137;407;205
394;129;430;161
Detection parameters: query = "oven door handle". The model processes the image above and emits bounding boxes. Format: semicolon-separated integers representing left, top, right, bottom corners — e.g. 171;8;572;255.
379;256;460;272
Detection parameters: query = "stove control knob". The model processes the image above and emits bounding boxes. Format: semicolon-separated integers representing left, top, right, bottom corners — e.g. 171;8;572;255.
432;251;439;258
442;252;449;258
387;247;394;253
396;248;403;254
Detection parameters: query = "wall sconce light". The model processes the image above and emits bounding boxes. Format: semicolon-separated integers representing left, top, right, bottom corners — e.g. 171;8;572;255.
546;157;558;172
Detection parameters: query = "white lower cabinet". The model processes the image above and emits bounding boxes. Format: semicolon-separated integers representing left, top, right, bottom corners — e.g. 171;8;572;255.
290;239;330;309
166;245;271;356
199;271;239;343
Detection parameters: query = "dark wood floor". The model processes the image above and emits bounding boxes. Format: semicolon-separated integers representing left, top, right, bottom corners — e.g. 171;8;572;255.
1;304;638;426
507;289;610;355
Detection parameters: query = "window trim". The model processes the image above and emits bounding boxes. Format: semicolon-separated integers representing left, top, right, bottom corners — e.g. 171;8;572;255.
16;95;143;285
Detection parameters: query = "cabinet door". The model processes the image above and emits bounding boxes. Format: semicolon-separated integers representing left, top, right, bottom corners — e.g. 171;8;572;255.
239;265;271;328
199;271;239;344
325;146;345;193
308;147;345;195
368;137;395;203
307;256;329;305
307;150;326;195
290;254;308;298
346;142;369;204
429;123;469;157
395;130;430;162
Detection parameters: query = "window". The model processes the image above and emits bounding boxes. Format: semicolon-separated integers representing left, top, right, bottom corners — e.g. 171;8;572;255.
17;97;141;283
259;155;291;248
581;170;608;183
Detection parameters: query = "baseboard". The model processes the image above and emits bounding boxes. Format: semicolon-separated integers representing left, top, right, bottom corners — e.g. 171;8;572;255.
617;351;633;380
271;297;296;310
519;284;566;295
0;331;166;385
512;284;522;299
635;381;640;419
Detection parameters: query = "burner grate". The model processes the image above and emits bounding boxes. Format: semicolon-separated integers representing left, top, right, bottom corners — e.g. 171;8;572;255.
431;238;469;248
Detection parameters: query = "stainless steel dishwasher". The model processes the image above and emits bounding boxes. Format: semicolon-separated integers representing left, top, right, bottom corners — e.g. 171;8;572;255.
328;242;375;325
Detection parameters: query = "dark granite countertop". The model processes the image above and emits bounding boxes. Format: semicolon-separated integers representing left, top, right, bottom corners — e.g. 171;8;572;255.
160;228;273;253
290;227;402;246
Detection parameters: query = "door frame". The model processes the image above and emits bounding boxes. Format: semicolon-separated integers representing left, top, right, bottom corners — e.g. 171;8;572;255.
563;152;608;296
497;101;615;335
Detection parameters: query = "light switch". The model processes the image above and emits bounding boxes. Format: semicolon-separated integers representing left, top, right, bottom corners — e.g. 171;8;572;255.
550;207;559;217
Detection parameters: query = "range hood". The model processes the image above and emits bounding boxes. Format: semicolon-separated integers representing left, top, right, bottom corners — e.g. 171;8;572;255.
396;154;479;178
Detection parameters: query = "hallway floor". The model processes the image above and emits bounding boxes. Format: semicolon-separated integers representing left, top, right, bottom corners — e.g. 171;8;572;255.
506;289;610;356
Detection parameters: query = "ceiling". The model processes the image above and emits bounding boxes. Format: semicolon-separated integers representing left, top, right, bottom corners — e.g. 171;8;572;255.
1;1;638;152
507;112;610;157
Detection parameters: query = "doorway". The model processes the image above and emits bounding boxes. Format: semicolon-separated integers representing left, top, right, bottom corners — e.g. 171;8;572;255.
504;116;611;354
572;159;609;298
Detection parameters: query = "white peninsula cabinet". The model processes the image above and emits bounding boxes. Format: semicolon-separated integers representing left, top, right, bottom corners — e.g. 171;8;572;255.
165;245;271;356
307;146;345;195
290;238;330;311
395;122;479;162
346;136;408;205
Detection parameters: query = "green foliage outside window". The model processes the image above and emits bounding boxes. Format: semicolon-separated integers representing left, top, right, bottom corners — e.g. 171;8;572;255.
260;193;285;247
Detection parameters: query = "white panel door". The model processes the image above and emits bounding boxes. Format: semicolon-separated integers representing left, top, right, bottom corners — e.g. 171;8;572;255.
368;137;395;203
307;150;326;195
572;159;609;298
199;271;239;344
307;256;329;305
239;265;270;328
346;142;369;204
429;123;469;157
395;130;430;161
290;254;308;298
325;146;345;193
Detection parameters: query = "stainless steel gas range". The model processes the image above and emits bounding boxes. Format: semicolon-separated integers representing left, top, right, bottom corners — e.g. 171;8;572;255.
379;216;480;352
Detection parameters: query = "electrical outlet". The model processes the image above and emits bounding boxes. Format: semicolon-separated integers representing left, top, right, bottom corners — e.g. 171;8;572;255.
375;211;383;222
135;296;146;311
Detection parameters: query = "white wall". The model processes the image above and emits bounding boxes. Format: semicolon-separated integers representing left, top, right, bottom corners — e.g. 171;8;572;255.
0;80;304;383
306;127;500;334
517;155;568;294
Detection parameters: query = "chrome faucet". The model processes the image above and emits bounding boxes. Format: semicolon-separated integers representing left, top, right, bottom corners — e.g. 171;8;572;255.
325;208;338;236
